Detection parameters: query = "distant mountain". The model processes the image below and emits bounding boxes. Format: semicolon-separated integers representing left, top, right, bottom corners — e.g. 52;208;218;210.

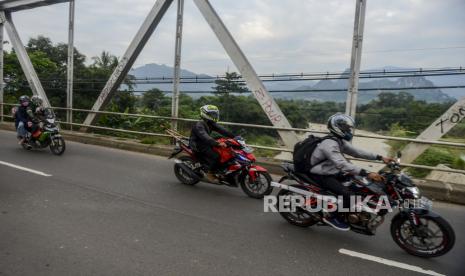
130;63;210;79
129;63;463;103
281;71;455;104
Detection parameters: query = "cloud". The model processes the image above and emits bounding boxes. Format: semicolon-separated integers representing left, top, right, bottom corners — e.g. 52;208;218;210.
1;0;464;74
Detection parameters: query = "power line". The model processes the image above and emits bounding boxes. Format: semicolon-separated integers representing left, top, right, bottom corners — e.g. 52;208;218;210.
8;85;465;94
8;67;465;84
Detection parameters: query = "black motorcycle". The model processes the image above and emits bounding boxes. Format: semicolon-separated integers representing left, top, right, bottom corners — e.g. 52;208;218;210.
272;154;455;258
21;108;66;155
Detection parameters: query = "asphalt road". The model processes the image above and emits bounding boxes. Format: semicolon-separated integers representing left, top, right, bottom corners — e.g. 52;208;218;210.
0;129;464;276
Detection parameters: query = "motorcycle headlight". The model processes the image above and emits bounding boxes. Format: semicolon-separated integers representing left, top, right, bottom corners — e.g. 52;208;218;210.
47;118;55;124
243;146;254;153
404;186;421;199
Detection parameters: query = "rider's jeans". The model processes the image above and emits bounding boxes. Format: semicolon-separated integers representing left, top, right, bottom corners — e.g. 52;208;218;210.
17;121;28;138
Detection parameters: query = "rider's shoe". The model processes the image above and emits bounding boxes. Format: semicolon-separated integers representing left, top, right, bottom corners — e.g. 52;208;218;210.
205;172;219;184
322;215;350;231
18;138;25;145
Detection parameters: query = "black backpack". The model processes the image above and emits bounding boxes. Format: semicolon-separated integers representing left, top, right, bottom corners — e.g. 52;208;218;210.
293;135;337;173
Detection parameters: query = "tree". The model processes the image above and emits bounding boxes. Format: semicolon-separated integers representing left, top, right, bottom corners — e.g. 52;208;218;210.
141;88;166;110
212;71;248;121
212;72;248;96
91;51;118;73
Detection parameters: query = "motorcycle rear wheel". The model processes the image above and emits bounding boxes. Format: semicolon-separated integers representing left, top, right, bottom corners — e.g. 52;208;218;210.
277;187;318;227
391;213;455;258
174;156;200;185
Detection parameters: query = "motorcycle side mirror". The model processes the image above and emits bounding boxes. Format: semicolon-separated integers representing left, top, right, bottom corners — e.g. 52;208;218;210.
397;151;402;158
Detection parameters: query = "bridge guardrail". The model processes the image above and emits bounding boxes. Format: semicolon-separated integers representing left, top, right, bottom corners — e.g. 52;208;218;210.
1;102;465;175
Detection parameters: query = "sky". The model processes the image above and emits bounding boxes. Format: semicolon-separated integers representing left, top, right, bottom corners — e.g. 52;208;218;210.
2;0;465;75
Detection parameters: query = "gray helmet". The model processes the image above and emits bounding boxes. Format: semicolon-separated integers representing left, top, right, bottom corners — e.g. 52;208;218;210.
31;95;43;107
19;95;30;106
327;113;355;141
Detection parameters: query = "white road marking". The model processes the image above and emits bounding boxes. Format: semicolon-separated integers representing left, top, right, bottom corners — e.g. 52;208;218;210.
339;249;445;276
0;160;52;177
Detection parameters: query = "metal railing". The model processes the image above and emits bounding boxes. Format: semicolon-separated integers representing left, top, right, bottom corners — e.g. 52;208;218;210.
1;102;465;175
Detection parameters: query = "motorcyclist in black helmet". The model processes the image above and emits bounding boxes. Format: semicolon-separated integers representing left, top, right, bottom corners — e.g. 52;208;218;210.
307;113;394;231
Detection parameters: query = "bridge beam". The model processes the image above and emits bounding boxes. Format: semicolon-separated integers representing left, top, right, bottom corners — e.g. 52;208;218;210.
401;97;465;164
0;11;51;107
192;0;299;147
171;0;184;131
0;21;3;122
82;0;174;127
66;0;74;128
0;0;70;12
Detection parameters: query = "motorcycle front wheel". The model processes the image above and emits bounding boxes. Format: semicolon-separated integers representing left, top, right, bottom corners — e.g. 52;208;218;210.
240;171;273;199
49;136;66;155
391;213;455;258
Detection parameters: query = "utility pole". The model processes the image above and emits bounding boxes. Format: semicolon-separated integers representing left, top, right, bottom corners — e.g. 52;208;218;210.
345;0;367;118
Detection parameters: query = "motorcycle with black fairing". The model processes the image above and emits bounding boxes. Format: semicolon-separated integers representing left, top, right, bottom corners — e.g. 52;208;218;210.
273;153;455;258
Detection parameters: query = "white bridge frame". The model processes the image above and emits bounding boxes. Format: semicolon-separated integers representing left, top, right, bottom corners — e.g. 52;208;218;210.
0;0;463;163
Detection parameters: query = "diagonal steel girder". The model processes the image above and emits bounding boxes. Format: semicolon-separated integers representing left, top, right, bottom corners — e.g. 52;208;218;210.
0;0;70;12
192;0;299;147
401;97;465;164
82;0;174;127
0;11;51;107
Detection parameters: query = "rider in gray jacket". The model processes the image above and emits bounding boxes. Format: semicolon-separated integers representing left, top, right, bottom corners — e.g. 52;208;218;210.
310;138;380;176
309;114;393;231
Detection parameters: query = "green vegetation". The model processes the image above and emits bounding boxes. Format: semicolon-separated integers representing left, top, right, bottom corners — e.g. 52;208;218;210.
3;36;464;178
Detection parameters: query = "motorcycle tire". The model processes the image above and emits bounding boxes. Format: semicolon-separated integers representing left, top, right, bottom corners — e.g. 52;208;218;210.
391;213;455;258
240;171;273;199
277;186;318;227
174;156;200;186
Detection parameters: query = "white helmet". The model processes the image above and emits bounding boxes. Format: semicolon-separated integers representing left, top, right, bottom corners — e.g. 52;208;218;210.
200;105;220;122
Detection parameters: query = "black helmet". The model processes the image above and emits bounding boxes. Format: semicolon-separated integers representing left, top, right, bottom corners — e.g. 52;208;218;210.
327;113;355;141
19;95;30;106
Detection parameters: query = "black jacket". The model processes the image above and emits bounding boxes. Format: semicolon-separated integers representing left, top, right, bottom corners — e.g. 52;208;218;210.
15;105;34;128
190;120;234;151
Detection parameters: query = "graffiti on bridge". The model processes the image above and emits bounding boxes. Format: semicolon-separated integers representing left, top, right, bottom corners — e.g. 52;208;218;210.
435;105;465;134
252;87;282;124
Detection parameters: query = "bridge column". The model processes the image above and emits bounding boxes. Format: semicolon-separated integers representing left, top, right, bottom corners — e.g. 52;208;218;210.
0;20;3;123
345;0;367;119
66;0;75;129
171;0;184;131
